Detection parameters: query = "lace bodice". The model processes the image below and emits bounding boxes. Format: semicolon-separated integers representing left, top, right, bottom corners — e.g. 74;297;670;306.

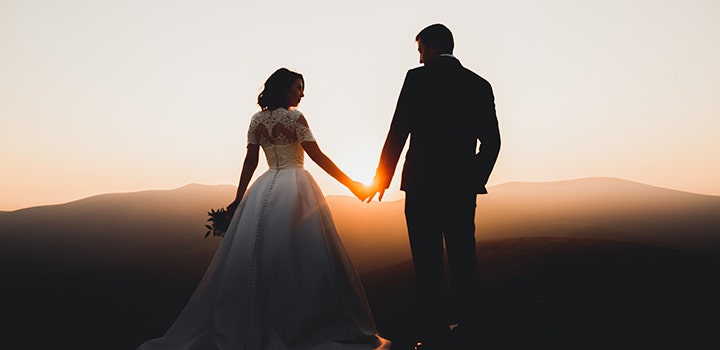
247;108;315;169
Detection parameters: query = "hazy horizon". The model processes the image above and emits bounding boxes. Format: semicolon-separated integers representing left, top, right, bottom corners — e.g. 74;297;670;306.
2;178;719;278
3;176;720;212
2;0;719;211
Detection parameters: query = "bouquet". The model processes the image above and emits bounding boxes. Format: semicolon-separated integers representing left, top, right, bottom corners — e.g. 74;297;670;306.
205;207;231;238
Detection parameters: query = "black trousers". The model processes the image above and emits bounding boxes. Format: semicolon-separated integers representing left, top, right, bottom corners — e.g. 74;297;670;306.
404;190;480;334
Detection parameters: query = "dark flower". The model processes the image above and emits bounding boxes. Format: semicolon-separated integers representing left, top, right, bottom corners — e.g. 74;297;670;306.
205;208;231;238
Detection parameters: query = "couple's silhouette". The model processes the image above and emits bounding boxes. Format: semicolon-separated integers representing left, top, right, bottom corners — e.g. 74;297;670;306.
137;23;500;350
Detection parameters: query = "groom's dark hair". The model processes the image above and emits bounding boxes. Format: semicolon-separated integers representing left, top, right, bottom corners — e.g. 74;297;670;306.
416;23;454;54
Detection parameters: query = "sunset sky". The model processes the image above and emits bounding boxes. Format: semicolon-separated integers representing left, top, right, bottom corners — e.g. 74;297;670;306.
1;0;719;211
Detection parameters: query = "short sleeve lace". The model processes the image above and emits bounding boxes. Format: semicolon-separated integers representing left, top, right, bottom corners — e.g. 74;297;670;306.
295;112;315;143
247;113;260;145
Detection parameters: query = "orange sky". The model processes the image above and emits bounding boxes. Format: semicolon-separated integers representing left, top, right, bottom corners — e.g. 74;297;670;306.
2;0;719;211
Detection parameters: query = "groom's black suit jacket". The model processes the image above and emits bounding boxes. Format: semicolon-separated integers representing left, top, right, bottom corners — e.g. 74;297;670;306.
376;55;500;195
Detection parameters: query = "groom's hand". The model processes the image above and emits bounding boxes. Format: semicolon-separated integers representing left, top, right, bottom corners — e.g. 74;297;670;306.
365;188;385;203
365;176;385;203
348;181;372;201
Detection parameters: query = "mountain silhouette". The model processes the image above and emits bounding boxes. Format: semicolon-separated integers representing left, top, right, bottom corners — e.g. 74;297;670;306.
1;178;719;349
477;177;720;253
1;178;718;273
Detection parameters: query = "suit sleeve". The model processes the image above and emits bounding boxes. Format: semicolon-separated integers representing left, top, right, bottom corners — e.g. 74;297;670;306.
475;82;501;192
375;71;414;190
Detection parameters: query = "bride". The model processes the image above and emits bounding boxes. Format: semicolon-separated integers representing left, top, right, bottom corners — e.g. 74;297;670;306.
137;68;391;350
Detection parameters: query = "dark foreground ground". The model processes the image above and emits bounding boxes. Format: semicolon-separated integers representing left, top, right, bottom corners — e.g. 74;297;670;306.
3;236;720;349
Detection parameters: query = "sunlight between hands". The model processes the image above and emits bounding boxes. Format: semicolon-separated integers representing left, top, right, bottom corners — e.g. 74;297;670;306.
365;176;385;203
348;181;373;201
365;188;384;203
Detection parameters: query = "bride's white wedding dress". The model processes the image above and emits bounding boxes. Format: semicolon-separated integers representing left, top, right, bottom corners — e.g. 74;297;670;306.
138;108;391;350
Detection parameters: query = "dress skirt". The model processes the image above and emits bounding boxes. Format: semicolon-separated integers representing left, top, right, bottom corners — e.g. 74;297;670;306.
138;167;391;350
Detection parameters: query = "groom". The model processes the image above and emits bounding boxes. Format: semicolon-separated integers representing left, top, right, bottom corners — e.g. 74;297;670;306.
367;23;501;349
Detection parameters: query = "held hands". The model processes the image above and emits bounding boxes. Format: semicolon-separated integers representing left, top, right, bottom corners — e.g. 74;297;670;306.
348;177;386;202
365;176;385;203
348;181;373;201
345;177;384;203
365;188;385;203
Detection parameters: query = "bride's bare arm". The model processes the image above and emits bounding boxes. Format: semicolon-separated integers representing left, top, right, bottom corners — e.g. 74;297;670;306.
301;141;369;200
228;144;260;210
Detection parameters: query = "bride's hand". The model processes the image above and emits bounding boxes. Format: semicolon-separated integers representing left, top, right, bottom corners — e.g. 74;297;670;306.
348;181;371;201
226;199;240;218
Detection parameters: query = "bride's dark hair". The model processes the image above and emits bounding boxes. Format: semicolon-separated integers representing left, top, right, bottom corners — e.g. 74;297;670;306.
258;68;304;110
